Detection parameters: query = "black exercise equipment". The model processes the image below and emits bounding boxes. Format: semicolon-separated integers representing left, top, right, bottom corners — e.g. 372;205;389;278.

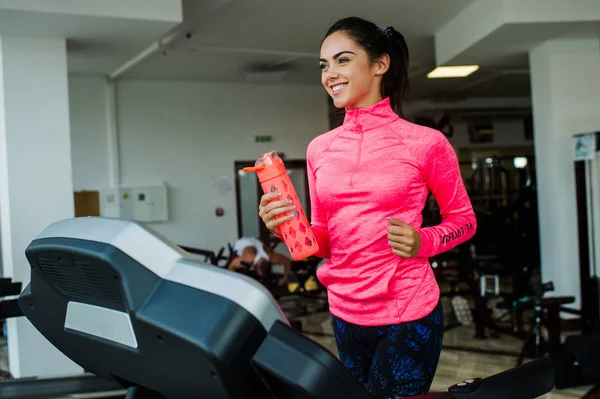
1;277;24;379
574;131;600;334
448;244;518;342
558;132;600;391
0;278;22;298
552;332;600;390
0;278;22;321
513;282;575;366
177;245;229;267
12;217;556;398
0;374;123;399
424;154;541;312
459;155;540;300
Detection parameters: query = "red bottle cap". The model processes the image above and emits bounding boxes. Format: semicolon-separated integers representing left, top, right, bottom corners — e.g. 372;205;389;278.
243;151;287;182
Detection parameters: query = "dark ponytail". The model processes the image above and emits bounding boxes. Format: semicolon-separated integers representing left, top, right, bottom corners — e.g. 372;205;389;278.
324;17;410;116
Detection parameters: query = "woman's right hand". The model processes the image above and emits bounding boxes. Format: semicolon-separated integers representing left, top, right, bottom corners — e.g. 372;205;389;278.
259;192;295;232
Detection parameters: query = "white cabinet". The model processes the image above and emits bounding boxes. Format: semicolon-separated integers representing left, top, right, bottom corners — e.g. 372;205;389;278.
100;184;168;222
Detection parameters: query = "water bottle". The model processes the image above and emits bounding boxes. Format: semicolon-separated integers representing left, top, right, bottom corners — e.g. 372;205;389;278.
244;151;319;260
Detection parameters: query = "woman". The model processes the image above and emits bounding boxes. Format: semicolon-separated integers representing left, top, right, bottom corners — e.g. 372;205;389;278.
258;16;476;398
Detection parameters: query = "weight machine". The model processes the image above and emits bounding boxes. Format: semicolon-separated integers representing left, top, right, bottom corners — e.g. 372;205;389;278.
573;131;600;333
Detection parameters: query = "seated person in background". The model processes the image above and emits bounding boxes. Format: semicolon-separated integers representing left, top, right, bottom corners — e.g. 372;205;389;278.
228;237;291;286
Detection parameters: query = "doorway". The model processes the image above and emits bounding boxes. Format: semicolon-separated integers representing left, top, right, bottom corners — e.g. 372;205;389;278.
234;159;310;251
74;190;100;217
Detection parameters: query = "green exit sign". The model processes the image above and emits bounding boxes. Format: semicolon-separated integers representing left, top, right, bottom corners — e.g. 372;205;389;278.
255;135;273;143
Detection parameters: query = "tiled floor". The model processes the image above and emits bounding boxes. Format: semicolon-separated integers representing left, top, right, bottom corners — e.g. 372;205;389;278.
0;299;595;398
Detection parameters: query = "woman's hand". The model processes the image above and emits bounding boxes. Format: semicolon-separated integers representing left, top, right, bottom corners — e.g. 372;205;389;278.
259;192;295;232
387;218;421;258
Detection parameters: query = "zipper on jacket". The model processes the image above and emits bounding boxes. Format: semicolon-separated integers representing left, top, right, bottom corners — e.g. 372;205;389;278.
349;121;363;187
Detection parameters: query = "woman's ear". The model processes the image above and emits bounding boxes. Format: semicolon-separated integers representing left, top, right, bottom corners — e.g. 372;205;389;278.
374;53;391;76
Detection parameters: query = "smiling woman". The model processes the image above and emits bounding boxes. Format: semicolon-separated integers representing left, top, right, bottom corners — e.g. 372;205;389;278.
255;16;477;399
319;17;410;116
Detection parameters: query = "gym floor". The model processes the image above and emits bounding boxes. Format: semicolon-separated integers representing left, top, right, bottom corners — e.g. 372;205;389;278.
293;296;592;399
0;300;593;398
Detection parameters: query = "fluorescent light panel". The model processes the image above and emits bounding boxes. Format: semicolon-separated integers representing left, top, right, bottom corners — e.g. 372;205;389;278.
427;65;479;78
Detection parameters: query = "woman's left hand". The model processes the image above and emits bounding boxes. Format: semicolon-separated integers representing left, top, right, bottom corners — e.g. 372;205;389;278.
387;218;421;258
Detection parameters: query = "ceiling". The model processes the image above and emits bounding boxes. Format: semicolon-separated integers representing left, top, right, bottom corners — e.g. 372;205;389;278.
445;21;600;67
0;2;183;82
1;0;536;101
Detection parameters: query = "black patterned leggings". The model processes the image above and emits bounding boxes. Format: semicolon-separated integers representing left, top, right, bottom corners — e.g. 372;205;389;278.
332;301;444;399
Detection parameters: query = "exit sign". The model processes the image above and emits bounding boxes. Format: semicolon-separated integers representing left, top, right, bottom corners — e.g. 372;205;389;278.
255;135;273;143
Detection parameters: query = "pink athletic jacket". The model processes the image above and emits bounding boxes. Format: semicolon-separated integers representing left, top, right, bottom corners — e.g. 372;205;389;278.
307;97;476;326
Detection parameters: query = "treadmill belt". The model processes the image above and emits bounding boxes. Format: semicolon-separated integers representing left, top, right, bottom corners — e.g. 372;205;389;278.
0;374;124;399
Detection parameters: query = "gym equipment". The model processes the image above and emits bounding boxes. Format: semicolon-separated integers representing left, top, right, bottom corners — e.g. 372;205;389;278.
455;215;539;342
513;282;575;366
1;277;24;379
244;151;319;260
573;131;600;333
469;157;510;209
13;217;556;398
0;278;22;320
424;155;540;305
0;278;22;298
552;332;600;389
461;155;540;296
0;374;123;398
177;244;229;267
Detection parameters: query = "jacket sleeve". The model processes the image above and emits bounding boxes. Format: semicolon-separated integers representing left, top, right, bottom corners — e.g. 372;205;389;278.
415;132;477;258
306;141;331;259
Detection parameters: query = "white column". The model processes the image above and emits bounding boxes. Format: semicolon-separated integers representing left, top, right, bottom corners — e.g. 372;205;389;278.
529;38;600;311
0;36;82;378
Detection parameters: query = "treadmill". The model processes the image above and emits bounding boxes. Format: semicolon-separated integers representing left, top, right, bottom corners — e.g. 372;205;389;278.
1;217;556;398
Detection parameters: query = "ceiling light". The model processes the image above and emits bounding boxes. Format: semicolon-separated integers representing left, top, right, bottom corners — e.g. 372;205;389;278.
427;65;480;78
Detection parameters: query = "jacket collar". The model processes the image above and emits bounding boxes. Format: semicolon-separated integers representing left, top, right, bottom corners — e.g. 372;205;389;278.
342;97;400;132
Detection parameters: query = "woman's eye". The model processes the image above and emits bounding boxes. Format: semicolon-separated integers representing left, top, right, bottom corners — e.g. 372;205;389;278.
338;57;350;64
319;64;328;70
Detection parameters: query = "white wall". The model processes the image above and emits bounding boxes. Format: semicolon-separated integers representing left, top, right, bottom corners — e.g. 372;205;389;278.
69;77;110;190
68;77;329;252
1;36;82;378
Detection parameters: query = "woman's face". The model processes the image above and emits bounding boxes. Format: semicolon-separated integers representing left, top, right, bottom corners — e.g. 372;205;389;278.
320;31;387;110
